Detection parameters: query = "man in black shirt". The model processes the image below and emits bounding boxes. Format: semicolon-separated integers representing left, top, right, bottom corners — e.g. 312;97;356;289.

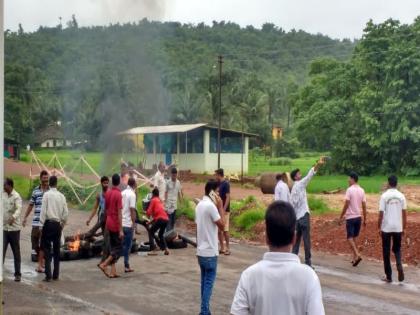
215;168;231;255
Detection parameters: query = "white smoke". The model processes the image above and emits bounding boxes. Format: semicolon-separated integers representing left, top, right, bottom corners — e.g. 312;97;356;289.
91;0;167;23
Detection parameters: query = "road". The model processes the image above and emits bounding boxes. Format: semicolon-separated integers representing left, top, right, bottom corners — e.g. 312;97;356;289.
3;208;420;315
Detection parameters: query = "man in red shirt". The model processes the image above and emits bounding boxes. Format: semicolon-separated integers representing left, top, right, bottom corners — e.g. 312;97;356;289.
98;174;123;278
146;188;169;255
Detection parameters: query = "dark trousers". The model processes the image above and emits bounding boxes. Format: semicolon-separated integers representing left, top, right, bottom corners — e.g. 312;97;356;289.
41;221;62;280
166;211;176;231
382;232;403;280
101;228;110;263
149;219;168;250
292;212;312;266
3;230;21;276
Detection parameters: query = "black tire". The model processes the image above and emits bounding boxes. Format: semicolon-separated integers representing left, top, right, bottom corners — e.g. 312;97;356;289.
164;229;178;243
179;234;197;248
131;240;139;253
138;242;150;252
167;239;188;249
60;249;81;261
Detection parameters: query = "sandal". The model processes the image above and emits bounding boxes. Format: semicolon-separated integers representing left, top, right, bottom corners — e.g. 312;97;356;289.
97;264;110;278
352;257;362;267
381;276;392;283
124;268;134;273
109;274;120;279
219;249;226;254
35;268;44;273
224;250;231;256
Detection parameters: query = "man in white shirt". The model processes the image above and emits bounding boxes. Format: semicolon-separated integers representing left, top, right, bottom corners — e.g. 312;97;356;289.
231;201;325;315
378;175;407;283
40;176;69;282
165;167;183;231
3;178;23;282
153;161;166;202
274;173;291;203
122;177;137;273
196;180;224;315
290;158;325;267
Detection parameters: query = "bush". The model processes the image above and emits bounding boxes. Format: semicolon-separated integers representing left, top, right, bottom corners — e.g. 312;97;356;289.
177;197;195;220
268;157;292;166
234;208;265;231
272;138;300;158
308;195;334;215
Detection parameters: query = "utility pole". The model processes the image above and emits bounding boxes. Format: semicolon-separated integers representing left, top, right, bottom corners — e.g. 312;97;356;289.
217;55;223;169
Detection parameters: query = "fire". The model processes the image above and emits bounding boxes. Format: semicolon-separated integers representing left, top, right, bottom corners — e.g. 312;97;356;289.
68;231;81;252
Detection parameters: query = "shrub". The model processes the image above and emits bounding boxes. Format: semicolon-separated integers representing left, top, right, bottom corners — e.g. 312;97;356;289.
272;137;300;158
234;208;265;231
177;197;195;220
308;195;333;215
268;157;292;166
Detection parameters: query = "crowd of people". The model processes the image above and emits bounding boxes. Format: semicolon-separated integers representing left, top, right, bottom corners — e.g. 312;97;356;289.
2;158;409;315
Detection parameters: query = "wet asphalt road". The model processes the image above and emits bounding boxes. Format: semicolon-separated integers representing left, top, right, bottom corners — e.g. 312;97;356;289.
3;209;420;315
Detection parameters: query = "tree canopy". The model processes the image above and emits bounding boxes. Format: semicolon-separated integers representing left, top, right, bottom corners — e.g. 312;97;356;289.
293;18;420;175
5;18;354;149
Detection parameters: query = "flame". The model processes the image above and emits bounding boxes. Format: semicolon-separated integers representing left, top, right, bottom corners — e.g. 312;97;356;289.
68;231;81;252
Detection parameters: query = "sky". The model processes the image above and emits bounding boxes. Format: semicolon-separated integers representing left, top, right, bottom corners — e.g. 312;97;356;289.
5;0;420;39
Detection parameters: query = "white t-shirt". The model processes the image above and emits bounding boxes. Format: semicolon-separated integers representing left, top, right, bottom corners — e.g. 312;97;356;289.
379;188;407;233
195;196;221;257
153;170;166;201
274;180;291;203
122;187;136;228
165;179;182;214
231;252;325;315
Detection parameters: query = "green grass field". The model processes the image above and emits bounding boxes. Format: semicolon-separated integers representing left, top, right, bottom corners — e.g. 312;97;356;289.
20;149;420;195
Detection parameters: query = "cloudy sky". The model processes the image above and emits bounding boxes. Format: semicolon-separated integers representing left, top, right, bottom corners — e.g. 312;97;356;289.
5;0;420;39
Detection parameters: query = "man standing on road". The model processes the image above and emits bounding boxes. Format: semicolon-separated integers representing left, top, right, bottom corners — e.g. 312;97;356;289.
165;167;183;231
98;174;123;278
290;158;325;267
3;178;23;282
121;177;137;273
274;173;291;203
231;201;325;315
23;170;49;273
339;172;367;267
196;180;225;315
215;168;231;255
85;176;109;238
378;175;407;283
40;176;69;282
153;162;167;202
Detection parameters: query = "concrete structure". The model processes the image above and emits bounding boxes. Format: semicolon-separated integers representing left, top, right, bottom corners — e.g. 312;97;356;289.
119;123;256;174
36;123;72;148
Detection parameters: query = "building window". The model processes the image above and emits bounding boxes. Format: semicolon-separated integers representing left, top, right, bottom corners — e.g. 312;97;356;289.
180;129;204;153
209;129;243;153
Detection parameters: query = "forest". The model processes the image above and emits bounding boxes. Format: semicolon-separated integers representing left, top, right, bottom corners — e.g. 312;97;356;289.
5;17;354;148
5;16;419;174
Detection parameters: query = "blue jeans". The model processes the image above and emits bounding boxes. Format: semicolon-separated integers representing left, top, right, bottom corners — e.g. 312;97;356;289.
198;256;218;315
122;227;133;268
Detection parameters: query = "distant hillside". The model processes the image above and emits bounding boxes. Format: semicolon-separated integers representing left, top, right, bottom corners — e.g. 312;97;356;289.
5;19;355;147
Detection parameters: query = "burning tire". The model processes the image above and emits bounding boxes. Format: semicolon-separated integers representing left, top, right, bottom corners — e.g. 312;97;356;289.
60;249;81;261
167;239;188;249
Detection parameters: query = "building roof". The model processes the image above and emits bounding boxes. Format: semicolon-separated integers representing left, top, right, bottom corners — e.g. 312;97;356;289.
35;124;65;143
118;123;258;137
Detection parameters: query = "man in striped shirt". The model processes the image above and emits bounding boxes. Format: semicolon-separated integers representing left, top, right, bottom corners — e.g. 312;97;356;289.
23;170;49;273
